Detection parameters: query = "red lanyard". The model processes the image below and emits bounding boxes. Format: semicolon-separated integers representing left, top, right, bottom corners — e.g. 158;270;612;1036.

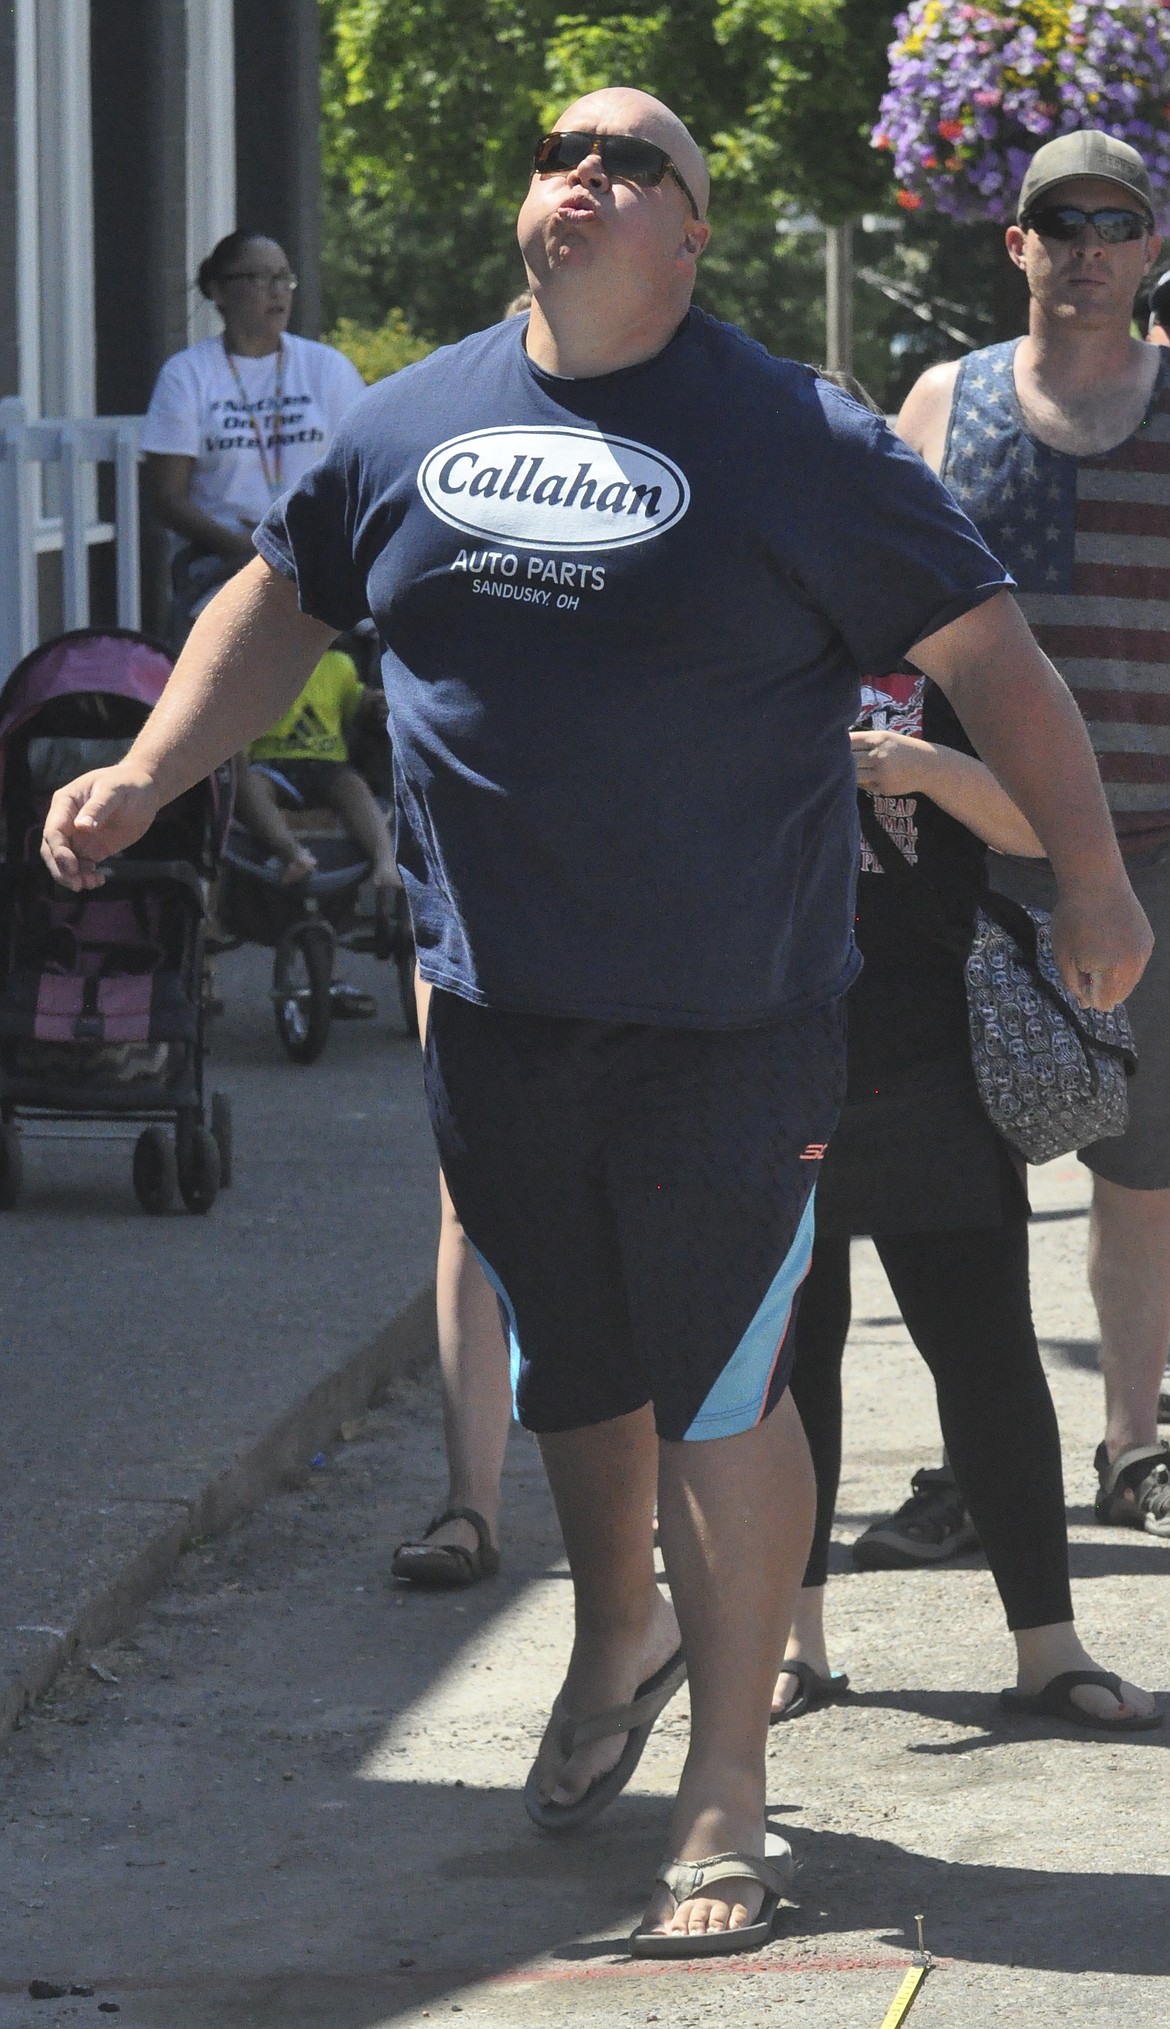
223;338;285;497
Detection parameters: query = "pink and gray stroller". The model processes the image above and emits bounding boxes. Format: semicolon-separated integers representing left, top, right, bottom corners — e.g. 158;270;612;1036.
0;629;231;1213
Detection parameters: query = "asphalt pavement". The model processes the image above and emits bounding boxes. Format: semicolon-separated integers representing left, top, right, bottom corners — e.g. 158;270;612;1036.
0;941;440;1739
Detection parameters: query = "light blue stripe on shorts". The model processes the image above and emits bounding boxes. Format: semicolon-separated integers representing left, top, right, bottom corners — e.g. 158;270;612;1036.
469;1243;523;1418
682;1186;817;1441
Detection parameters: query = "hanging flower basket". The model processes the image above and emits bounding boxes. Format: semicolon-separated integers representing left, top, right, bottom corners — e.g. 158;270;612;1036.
873;0;1170;222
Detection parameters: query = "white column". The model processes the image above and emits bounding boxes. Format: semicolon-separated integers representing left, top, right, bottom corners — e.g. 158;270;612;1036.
34;0;96;421
186;0;237;344
14;0;40;414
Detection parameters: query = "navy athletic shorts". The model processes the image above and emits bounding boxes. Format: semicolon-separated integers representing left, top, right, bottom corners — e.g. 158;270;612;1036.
423;990;845;1442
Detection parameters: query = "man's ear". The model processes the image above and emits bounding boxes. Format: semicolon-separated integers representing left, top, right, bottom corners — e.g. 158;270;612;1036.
682;220;710;261
1005;223;1027;272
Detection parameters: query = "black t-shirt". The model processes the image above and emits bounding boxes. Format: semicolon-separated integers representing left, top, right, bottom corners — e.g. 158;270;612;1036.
256;309;1010;1026
846;675;988;1098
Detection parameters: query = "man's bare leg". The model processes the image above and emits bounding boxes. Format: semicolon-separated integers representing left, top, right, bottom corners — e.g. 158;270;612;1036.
643;1391;815;1937
1089;1176;1170;1461
531;1407;679;1809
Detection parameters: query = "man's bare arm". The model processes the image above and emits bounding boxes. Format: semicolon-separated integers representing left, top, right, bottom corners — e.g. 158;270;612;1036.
895;358;961;472
910;589;1151;1008
41;559;336;890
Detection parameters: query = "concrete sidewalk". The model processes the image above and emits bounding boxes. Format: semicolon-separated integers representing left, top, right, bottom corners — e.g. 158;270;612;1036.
0;1151;1166;2029
1;941;440;1740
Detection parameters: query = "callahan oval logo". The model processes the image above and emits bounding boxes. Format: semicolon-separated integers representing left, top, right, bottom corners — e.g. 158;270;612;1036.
417;425;690;552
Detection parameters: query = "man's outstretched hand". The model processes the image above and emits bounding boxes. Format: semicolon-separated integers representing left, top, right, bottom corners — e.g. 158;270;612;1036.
40;765;162;891
1051;878;1153;1012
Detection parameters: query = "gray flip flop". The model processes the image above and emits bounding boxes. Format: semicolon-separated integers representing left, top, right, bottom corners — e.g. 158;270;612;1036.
523;1647;686;1833
629;1834;794;1959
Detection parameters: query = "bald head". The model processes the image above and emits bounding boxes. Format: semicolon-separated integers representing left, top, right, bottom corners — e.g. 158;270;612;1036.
554;87;710;219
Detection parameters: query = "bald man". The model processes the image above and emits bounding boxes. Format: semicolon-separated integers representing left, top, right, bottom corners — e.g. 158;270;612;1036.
42;90;1150;1953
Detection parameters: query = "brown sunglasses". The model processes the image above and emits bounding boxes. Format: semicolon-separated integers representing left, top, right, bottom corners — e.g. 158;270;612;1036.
533;131;703;222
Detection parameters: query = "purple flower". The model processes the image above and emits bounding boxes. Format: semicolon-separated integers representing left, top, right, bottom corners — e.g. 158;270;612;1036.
876;0;1170;223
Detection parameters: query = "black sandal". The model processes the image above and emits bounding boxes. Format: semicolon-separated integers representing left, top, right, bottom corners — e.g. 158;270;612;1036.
1094;1442;1170;1538
390;1506;500;1588
769;1659;850;1724
1000;1669;1163;1733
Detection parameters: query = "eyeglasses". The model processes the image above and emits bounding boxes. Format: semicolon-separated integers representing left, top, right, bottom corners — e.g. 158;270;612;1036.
219;270;299;292
1022;205;1151;245
532;131;703;222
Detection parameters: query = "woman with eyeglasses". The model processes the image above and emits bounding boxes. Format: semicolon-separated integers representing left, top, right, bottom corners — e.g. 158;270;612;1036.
141;229;365;647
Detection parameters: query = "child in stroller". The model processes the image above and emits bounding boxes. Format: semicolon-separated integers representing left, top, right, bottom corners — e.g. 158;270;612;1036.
216;634;414;1060
233;639;401;895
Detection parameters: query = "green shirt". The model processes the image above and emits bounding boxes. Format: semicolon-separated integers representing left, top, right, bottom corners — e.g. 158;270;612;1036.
250;649;363;764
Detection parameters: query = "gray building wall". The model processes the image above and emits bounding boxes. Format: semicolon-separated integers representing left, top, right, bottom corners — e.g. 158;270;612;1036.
91;0;189;417
0;5;18;399
234;0;321;339
90;0;191;633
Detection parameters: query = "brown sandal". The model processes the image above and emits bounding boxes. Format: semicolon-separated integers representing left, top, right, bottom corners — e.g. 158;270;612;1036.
390;1505;500;1588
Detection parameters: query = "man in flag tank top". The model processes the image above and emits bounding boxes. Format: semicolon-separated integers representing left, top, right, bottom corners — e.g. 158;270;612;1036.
898;131;1170;1541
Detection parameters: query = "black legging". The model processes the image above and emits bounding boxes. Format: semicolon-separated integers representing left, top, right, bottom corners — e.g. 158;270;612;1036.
789;1219;1074;1631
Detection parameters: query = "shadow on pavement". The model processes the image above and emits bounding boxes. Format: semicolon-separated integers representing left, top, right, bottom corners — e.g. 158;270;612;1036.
43;1782;1168;2029
1041;1335;1101;1370
1067;1537;1170;1577
843;1683;1170;1754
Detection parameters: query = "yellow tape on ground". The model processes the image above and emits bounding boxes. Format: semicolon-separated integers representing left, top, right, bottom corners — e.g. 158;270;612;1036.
877;1962;928;2029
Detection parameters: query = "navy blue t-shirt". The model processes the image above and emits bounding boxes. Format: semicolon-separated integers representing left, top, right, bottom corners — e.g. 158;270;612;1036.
256;309;1011;1026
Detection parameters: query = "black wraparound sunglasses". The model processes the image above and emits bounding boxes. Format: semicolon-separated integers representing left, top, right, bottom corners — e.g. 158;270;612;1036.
533;130;703;221
1022;204;1152;244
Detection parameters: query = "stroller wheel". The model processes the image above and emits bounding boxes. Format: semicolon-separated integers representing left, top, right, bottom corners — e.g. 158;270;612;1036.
176;1114;221;1214
133;1126;177;1215
0;1125;23;1210
211;1091;233;1187
273;925;333;1064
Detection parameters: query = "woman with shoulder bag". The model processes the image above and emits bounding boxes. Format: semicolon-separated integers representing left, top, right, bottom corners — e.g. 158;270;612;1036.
773;665;1160;1733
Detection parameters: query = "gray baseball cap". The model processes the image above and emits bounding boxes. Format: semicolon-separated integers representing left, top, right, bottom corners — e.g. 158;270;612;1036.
1017;131;1155;225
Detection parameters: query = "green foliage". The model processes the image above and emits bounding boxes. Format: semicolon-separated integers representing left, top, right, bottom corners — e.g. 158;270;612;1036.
326;311;435;384
713;0;904;224
318;0;1019;409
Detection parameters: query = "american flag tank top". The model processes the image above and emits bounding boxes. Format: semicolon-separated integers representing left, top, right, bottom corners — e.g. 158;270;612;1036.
941;338;1170;851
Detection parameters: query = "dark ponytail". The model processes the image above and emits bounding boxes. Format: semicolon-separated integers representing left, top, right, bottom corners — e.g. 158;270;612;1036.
196;228;270;299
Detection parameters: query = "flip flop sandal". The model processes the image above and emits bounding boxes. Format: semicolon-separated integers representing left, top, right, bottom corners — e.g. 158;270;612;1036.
769;1659;850;1723
390;1506;500;1589
629;1835;794;1959
523;1647;687;1834
1094;1442;1170;1538
1000;1668;1164;1733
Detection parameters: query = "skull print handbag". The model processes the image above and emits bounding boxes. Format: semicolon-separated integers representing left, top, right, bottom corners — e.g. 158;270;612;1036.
857;795;1136;1165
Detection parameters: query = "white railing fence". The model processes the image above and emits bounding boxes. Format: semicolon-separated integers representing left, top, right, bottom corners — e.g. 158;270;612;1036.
0;397;143;683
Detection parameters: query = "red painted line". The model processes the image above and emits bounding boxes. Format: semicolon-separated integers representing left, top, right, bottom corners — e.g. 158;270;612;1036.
0;1953;920;1999
482;1951;913;1985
